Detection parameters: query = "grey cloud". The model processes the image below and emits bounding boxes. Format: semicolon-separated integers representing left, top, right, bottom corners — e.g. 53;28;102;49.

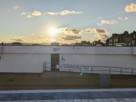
64;28;80;34
11;39;23;42
59;27;109;41
96;28;109;41
96;29;107;34
62;35;81;40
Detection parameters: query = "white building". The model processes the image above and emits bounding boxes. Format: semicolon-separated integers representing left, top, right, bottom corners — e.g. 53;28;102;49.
0;46;136;75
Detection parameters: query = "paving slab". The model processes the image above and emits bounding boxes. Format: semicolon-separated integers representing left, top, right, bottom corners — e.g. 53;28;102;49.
73;99;81;102
88;99;95;102
95;99;104;102
81;99;89;102
59;99;66;102
67;99;74;102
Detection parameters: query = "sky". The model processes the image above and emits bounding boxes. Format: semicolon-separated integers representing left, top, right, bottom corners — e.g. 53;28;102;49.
0;0;136;44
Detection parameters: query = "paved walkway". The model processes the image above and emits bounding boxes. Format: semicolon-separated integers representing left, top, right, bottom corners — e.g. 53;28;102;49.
0;98;135;102
0;89;136;102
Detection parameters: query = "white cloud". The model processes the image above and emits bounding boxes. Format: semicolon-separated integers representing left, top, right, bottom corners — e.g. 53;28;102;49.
20;12;26;16
100;19;118;25
26;15;33;18
32;10;42;16
13;5;20;10
60;10;82;15
125;3;136;12
98;17;128;26
117;17;128;20
20;10;42;18
47;12;58;16
47;10;82;16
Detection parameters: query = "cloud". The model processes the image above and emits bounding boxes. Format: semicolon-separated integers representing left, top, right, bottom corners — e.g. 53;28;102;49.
59;27;107;35
13;5;20;10
59;28;82;41
31;33;45;38
11;39;23;42
60;10;82;15
84;28;108;41
117;16;128;20
26;15;33;18
61;35;81;40
96;29;107;34
98;16;128;26
59;28;101;35
20;12;26;16
47;12;58;15
32;10;42;16
20;10;42;18
59;28;80;35
125;3;136;12
84;28;108;37
20;12;32;18
97;33;109;41
85;28;108;41
59;27;108;41
20;10;81;18
100;19;118;25
10;36;26;42
82;28;96;34
96;29;109;41
47;10;82;16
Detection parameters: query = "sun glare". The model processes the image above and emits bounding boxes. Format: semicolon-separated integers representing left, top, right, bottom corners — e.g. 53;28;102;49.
48;27;59;36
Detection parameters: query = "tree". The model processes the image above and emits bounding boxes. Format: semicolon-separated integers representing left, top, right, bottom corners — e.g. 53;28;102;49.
81;41;92;46
124;31;129;35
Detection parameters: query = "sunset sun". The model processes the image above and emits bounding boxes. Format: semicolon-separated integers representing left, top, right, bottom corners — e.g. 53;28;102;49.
48;27;59;36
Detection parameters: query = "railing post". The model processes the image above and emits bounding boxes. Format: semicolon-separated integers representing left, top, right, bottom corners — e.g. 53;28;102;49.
109;67;111;74
43;62;46;71
91;66;93;73
132;69;133;75
120;68;122;75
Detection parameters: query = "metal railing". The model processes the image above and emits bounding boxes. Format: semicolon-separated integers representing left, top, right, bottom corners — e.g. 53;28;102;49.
42;62;136;75
45;63;136;75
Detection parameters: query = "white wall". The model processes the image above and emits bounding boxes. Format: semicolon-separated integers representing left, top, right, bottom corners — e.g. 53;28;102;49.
133;47;136;55
0;46;136;73
0;54;50;73
59;54;136;68
0;46;135;55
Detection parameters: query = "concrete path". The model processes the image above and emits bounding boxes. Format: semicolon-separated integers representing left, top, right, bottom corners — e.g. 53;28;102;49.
0;98;136;102
0;89;136;102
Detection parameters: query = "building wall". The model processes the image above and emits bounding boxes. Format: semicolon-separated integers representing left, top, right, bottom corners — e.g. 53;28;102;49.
0;54;50;73
59;54;136;68
0;46;134;54
0;46;136;73
133;47;136;55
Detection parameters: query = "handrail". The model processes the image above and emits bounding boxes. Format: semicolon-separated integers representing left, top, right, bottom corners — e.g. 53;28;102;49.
58;64;136;75
43;62;136;75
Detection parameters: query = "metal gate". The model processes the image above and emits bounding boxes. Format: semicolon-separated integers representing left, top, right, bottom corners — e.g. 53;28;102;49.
51;53;59;71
